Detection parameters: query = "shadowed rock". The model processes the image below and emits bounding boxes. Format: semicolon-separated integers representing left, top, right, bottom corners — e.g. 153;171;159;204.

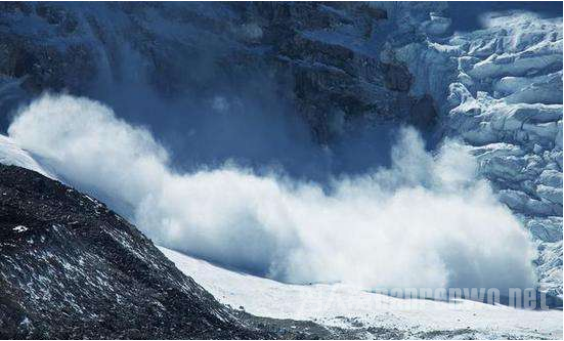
0;164;269;339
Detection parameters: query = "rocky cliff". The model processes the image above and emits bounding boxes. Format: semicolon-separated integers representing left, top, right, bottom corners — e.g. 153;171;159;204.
0;2;437;142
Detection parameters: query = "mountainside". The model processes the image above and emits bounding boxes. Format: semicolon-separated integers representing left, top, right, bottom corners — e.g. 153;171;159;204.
0;2;438;142
1;1;560;297
0;163;267;339
0;2;562;339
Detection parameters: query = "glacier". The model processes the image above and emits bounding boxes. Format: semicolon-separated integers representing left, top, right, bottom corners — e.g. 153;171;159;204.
389;9;563;297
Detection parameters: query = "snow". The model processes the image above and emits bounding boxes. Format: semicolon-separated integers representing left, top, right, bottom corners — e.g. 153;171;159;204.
496;71;563;104
386;8;562;296
0;135;54;179
467;39;563;80
13;225;28;233
19;317;31;327
160;247;563;339
0;1;561;327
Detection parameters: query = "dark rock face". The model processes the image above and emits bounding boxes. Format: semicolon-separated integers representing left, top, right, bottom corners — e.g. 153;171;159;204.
0;2;436;143
0;164;268;339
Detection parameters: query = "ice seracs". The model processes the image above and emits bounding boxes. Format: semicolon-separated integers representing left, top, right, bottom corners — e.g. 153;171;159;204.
389;10;563;297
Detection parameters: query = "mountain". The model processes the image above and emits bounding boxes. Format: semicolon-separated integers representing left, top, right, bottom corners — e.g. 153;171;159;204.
0;163;269;339
0;2;438;142
1;0;560;298
0;2;562;338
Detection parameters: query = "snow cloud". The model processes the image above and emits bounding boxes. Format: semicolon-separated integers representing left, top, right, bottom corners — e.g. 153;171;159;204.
8;94;537;292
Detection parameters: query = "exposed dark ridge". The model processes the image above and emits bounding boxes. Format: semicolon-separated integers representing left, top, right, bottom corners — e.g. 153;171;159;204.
0;164;271;339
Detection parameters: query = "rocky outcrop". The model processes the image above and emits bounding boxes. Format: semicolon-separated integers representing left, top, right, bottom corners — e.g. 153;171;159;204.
0;164;269;339
0;2;437;142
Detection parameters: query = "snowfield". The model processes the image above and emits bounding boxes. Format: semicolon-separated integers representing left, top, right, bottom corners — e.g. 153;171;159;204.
160;247;563;339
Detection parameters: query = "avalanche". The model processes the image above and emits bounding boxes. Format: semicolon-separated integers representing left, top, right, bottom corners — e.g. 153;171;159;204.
383;8;563;297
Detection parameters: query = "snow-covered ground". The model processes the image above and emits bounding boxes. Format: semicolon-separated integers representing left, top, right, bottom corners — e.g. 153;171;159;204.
161;247;563;339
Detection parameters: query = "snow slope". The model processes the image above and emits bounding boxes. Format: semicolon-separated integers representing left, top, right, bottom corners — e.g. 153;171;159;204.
0;135;53;179
160;247;563;339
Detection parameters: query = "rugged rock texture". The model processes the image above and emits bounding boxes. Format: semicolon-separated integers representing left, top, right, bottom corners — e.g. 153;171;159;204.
0;164;268;339
0;2;436;142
